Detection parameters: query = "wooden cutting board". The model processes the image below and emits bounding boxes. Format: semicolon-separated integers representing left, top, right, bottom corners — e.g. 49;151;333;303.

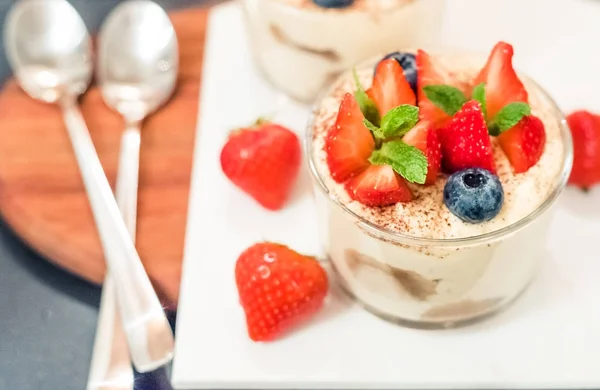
0;7;209;309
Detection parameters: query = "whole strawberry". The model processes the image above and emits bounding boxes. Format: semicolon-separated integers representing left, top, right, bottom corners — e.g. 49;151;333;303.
438;100;496;174
220;121;301;210
566;110;600;190
235;243;328;342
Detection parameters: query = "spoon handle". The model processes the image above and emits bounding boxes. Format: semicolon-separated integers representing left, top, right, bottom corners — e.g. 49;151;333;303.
60;99;174;372
115;122;141;238
87;276;134;390
87;122;143;389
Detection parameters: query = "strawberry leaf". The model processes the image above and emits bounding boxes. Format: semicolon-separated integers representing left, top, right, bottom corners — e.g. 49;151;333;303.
471;83;487;117
353;68;381;127
369;140;427;184
488;102;531;136
422;85;468;116
379;105;419;139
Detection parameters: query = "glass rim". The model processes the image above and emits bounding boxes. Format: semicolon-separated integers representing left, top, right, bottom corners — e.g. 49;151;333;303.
258;0;425;13
305;56;574;247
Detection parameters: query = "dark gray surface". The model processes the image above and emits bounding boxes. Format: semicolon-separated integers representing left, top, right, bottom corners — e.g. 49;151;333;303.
0;0;208;389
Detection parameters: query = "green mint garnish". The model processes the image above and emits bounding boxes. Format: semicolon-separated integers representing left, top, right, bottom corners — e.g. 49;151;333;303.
471;83;487;117
422;85;468;116
363;118;379;135
379;105;419;139
488;102;531;136
369;140;427;184
364;105;419;142
353;68;380;127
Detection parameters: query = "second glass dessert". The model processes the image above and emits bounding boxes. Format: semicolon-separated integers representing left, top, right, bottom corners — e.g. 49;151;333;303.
242;0;445;102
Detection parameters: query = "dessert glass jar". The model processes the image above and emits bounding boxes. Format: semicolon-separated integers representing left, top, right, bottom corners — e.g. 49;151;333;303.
242;0;445;103
305;61;573;329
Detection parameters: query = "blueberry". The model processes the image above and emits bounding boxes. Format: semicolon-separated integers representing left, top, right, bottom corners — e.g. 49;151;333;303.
443;168;504;223
312;0;354;8
375;52;417;93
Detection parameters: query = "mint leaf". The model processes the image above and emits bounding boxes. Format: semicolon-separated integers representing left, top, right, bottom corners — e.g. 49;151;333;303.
471;83;487;117
363;118;379;135
353;68;380;126
422;85;468;116
369;140;427;184
488;102;531;136
379;105;419;139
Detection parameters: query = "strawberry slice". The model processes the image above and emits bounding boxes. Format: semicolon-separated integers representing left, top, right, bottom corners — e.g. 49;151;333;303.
345;164;412;207
326;93;375;183
367;58;416;117
438;100;495;173
497;115;545;173
403;120;441;185
474;42;528;119
566;110;600;189
416;49;461;128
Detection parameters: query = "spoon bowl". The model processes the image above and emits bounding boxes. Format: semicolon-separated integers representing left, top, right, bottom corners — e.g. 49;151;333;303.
4;0;92;102
97;0;178;122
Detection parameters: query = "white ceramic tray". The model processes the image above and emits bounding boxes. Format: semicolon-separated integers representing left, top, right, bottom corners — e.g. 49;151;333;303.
172;1;600;388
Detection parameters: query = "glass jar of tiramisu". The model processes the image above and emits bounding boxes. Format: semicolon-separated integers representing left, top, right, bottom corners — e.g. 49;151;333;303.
242;0;445;103
306;45;573;328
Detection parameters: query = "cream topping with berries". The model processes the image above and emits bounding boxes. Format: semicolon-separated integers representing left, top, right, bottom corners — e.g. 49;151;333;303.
311;48;566;239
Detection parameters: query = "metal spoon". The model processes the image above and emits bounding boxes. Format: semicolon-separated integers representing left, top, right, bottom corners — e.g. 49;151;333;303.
89;0;179;381
3;0;173;374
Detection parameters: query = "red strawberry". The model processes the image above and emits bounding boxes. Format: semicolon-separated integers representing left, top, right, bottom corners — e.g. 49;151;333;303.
326;93;375;182
235;243;328;342
367;58;416;117
474;42;528;119
438;100;496;173
220;121;301;211
345;164;412;206
403;120;442;185
416;49;462;128
498;115;546;173
566;110;600;189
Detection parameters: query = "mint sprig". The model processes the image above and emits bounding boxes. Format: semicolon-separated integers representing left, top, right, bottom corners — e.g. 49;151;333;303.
471;83;487;117
380;105;419;139
369;140;427;184
353;68;380;127
488;102;531;136
363;118;379;134
367;105;418;141
422;85;467;116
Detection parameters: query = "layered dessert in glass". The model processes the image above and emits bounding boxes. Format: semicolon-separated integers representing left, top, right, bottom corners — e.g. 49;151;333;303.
242;0;445;102
306;42;573;328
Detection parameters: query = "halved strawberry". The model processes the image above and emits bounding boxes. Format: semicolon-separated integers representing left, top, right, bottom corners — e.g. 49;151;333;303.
416;49;460;128
345;164;412;206
566;110;600;189
367;58;416;117
438;100;496;173
403;120;441;185
497;115;545;173
326;93;376;183
474;42;528;119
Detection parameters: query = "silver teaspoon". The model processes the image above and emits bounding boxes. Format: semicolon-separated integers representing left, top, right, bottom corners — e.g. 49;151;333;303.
90;0;179;377
3;0;174;375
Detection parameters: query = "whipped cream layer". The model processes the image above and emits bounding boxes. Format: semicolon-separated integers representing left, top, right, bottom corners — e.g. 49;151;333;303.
311;54;567;239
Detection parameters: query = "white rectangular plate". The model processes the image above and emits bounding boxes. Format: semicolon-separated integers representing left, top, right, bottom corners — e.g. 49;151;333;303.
173;1;600;388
